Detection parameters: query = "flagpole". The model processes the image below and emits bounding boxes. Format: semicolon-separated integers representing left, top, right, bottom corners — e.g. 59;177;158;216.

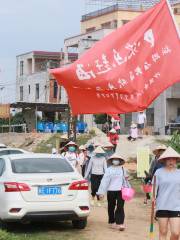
166;0;180;39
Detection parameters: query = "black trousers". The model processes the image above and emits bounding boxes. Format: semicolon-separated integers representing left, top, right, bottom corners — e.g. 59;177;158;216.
91;174;103;200
82;165;86;177
113;144;117;152
107;191;125;225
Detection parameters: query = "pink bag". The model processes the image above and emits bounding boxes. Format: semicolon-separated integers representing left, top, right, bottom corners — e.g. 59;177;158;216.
122;187;135;201
121;167;135;201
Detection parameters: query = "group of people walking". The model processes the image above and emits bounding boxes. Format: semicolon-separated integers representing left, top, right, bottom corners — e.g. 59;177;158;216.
52;131;180;239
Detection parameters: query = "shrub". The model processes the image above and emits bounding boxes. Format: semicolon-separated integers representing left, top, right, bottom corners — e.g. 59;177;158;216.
169;131;180;153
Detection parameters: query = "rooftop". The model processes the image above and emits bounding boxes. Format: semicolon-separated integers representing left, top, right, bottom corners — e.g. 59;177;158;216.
17;51;78;58
82;0;180;21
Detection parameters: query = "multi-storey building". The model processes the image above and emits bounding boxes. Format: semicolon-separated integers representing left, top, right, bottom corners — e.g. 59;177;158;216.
15;51;77;131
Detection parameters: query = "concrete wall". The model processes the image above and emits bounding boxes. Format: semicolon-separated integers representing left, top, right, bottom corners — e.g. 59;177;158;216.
16;71;49;103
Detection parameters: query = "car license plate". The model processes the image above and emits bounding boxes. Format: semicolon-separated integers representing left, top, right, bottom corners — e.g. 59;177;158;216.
38;186;62;195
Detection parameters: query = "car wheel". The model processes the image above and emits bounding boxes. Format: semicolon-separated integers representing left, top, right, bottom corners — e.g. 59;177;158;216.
72;218;87;229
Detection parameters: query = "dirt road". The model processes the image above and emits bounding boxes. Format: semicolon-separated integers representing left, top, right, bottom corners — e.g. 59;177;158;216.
82;196;158;240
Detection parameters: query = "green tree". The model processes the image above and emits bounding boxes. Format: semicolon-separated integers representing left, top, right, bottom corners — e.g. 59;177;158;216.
94;114;107;124
169;131;180;153
11;112;25;125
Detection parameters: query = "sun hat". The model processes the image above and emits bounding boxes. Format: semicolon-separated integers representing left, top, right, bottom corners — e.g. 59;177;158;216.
94;146;105;154
60;134;68;140
103;142;114;148
109;128;117;134
131;123;137;128
107;153;126;165
158;147;180;162
65;141;78;147
153;145;167;155
93;141;101;147
79;145;86;151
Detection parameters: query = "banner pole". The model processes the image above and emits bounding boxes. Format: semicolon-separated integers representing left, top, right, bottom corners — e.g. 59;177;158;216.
166;0;180;39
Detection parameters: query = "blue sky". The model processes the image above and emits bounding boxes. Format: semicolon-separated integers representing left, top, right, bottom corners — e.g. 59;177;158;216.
0;0;85;102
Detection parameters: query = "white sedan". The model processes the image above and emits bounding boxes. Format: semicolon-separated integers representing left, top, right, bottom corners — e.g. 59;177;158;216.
0;154;90;229
0;148;29;156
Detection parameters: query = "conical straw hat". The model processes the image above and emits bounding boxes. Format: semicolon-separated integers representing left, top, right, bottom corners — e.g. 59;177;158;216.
103;142;114;148
153;145;167;154
158;147;180;162
65;141;78;147
107;153;126;165
94;146;105;154
79;145;86;150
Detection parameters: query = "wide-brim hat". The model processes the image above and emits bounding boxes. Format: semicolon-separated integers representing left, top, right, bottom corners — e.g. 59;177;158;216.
65;141;78;148
109;128;116;134
60;134;68;140
131;123;137;128
79;145;86;151
93;141;101;147
153;145;167;155
107;153;126;165
103;142;114;148
158;147;180;162
94;146;105;154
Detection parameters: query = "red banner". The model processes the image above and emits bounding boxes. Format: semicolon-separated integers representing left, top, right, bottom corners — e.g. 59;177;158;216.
51;0;180;115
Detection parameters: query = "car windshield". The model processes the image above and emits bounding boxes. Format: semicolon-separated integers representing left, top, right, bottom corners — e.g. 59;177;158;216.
11;158;74;174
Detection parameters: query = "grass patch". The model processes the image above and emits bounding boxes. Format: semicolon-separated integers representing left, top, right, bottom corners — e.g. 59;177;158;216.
130;178;143;194
34;134;60;153
0;223;88;240
34;131;96;153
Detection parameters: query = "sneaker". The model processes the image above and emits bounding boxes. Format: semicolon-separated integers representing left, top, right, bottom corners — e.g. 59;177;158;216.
119;224;126;231
111;223;117;229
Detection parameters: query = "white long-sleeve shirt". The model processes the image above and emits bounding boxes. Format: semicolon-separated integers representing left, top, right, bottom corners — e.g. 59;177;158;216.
97;166;128;195
85;155;107;178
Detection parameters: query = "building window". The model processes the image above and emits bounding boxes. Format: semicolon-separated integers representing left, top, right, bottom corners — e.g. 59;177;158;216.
125;113;132;127
20;86;23;101
122;20;130;25
28;85;31;94
177;108;180;116
112;20;118;28
101;21;111;29
86;27;96;33
35;84;39;100
53;81;58;98
20;61;24;76
146;108;154;126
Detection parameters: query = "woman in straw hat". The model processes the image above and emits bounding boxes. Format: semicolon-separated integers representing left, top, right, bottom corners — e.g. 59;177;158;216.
149;145;167;178
143;145;167;205
103;142;114;160
154;147;180;240
97;154;128;231
78;145;88;177
62;141;79;168
85;146;107;206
